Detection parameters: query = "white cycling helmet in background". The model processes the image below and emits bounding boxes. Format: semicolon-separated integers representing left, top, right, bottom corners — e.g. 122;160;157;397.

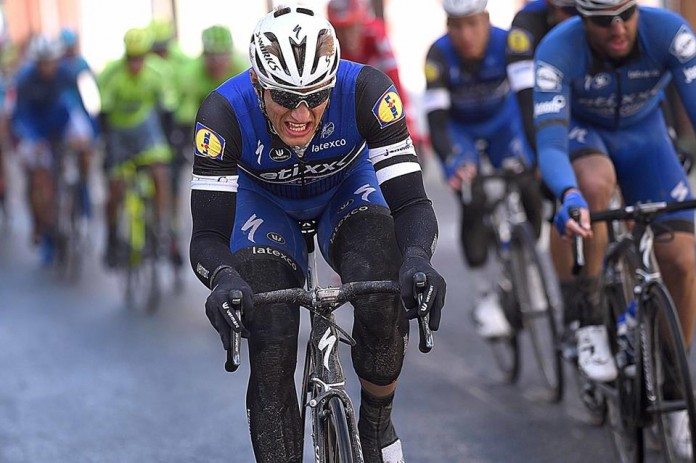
575;0;636;16
249;5;340;92
442;0;488;17
28;35;63;62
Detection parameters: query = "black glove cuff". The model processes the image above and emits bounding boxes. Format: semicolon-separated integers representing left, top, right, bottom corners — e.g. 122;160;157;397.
210;265;236;289
403;246;430;262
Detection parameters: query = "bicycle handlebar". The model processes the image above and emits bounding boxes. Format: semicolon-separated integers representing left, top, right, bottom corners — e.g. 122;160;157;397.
570;199;696;276
224;273;434;372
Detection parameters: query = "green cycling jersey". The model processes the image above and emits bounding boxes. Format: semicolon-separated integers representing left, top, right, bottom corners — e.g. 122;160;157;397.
174;52;248;125
98;54;177;129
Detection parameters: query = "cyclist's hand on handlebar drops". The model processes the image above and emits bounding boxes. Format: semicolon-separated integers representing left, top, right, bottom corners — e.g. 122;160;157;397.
399;250;446;331
554;189;592;239
205;268;253;348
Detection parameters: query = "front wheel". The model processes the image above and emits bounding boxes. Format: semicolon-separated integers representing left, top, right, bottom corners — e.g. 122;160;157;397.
510;223;563;401
320;397;354;463
645;282;696;462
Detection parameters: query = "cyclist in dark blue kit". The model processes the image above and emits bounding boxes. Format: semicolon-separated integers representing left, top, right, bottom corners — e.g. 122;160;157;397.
189;6;445;463
535;1;696;456
424;0;541;341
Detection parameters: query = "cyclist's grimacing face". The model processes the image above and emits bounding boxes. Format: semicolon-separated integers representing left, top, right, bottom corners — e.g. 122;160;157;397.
584;7;639;60
263;89;330;148
447;12;491;61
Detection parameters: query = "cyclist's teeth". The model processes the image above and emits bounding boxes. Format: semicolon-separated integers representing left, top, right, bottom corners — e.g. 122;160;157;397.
288;122;307;132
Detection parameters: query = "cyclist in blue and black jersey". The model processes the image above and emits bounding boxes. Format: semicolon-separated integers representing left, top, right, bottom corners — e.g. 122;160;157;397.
12;36;94;262
535;1;696;455
189;6;446;463
424;0;542;341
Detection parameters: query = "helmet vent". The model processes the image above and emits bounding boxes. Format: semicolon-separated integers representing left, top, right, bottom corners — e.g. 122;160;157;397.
274;7;291;17
297;7;315;16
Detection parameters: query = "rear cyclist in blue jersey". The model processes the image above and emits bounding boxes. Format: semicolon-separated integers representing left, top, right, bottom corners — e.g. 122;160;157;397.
189;7;445;463
12;36;94;261
535;1;696;455
424;0;541;340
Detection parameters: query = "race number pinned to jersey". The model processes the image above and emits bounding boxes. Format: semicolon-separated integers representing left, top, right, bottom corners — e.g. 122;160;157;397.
671;26;696;63
194;123;226;160
372;85;405;129
507;28;532;55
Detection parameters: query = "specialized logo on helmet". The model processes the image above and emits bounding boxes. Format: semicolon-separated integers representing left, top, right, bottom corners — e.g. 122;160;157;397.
507;28;532;55
194;123;225;160
372;85;404;128
670;26;696;63
256;32;280;71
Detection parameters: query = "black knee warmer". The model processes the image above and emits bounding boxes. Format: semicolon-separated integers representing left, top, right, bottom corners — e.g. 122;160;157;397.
233;251;304;463
330;208;408;385
459;185;490;268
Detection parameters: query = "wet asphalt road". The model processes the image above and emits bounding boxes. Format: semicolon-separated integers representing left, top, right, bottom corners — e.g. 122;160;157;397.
1;156;685;462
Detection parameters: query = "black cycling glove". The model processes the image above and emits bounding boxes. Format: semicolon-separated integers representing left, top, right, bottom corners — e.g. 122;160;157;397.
205;267;253;349
398;248;446;330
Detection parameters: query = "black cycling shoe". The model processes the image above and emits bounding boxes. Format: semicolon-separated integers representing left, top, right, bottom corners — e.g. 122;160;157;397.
104;233;126;270
358;390;404;463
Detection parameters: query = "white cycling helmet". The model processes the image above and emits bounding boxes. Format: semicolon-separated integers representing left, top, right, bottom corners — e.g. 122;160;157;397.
575;0;636;16
28;35;63;61
442;0;487;17
249;5;340;91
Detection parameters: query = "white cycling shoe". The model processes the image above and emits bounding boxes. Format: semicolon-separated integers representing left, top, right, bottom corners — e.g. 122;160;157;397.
577;325;618;382
381;439;405;463
473;292;512;339
669;410;693;460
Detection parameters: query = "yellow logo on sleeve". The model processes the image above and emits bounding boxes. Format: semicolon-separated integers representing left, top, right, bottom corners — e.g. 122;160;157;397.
508;28;532;54
372;86;404;128
424;61;440;83
194;123;226;160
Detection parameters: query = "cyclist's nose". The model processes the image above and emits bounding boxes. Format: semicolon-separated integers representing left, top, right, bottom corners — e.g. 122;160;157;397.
291;102;311;120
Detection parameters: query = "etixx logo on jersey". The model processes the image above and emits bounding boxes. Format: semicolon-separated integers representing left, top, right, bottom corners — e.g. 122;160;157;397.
372;85;404;128
194;123;225;160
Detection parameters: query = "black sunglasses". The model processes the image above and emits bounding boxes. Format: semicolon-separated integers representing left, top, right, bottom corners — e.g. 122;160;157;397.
267;87;332;110
586;5;637;28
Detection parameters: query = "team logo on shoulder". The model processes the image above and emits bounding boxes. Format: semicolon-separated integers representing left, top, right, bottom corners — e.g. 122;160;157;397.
194;123;225;160
372;85;404;128
670;26;696;63
321;122;335;139
535;61;563;92
424;61;441;83
266;232;286;244
507;28;532;54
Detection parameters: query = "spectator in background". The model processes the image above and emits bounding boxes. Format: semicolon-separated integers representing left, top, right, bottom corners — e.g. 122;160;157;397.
327;0;425;157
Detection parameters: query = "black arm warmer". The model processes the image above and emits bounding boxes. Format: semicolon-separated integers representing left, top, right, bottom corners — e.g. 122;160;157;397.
427;108;454;165
516;87;537;152
381;171;438;259
190;189;237;289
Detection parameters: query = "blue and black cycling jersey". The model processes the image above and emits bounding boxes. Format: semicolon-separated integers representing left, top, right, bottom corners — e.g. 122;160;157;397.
189;61;437;288
534;7;696;200
424;26;533;176
12;61;78;141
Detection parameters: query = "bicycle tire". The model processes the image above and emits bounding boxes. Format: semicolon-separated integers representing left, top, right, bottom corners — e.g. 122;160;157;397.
511;223;563;402
601;244;643;462
322;397;354;463
645;282;696;462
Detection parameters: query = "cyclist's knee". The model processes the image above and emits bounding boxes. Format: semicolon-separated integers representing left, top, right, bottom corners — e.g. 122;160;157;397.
330;207;401;281
573;154;616;209
656;232;696;278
